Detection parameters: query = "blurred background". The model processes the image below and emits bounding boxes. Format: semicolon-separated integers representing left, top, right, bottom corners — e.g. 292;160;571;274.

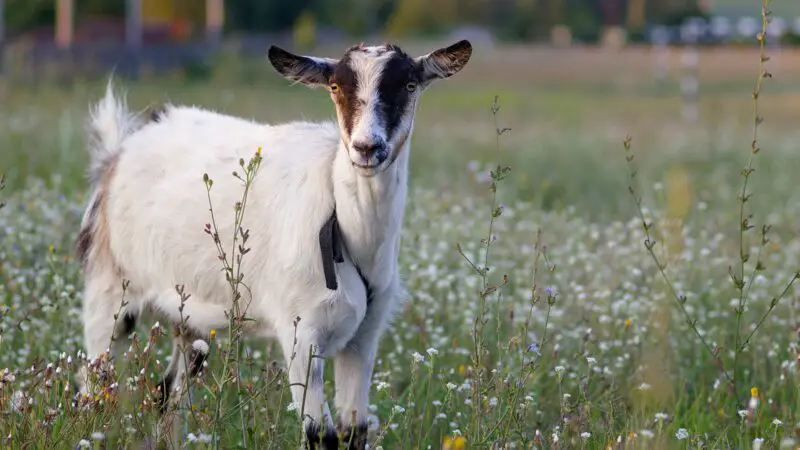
1;0;799;221
2;0;800;77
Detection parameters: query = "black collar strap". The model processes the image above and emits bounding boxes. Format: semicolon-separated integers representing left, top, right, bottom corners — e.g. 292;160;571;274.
319;209;374;305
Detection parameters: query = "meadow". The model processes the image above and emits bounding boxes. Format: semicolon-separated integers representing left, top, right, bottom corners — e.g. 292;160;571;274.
1;35;800;449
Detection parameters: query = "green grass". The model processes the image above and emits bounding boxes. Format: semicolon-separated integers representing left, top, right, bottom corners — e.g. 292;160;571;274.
2;37;800;448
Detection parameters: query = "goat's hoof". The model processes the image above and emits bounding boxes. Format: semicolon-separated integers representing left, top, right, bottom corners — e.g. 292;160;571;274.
337;422;369;450
305;423;340;450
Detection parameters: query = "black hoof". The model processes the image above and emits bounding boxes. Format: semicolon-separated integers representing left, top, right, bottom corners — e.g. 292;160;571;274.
305;422;340;449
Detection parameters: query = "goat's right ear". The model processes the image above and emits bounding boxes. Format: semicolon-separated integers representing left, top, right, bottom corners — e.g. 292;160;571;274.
268;46;337;87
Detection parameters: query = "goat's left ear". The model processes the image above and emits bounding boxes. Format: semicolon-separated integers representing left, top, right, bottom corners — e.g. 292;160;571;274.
268;46;337;87
416;40;472;83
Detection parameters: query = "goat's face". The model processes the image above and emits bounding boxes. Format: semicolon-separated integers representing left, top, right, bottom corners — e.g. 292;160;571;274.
268;40;472;176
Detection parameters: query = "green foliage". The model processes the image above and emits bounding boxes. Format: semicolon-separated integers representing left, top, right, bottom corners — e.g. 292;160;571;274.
5;0;55;33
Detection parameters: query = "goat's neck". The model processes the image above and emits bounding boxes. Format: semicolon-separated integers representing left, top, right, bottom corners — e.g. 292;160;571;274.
332;140;409;282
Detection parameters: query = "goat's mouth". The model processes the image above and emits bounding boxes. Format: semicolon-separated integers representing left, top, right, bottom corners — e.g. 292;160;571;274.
352;161;380;170
349;151;389;174
351;161;383;176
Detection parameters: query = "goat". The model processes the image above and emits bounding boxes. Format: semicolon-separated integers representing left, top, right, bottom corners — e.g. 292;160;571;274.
74;40;472;448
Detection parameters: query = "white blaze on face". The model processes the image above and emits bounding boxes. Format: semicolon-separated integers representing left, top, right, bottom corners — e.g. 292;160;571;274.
347;48;393;169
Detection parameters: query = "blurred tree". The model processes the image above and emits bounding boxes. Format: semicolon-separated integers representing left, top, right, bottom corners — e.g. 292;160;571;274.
77;0;125;16
5;0;54;33
225;0;313;33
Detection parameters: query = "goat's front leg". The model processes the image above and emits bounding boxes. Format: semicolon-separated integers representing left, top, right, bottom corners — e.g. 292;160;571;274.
333;299;393;449
279;322;337;449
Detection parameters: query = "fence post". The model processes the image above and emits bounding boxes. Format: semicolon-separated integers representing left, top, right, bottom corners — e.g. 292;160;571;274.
126;0;142;78
680;20;701;123
206;0;224;46
650;25;669;86
0;0;5;77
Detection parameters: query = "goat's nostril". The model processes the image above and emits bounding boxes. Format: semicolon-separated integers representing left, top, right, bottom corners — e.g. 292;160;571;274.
353;142;382;155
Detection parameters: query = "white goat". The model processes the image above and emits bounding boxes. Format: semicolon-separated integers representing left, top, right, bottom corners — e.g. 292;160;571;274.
75;40;472;448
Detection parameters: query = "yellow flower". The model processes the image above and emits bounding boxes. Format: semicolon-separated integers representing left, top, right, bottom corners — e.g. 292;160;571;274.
751;387;759;398
442;435;466;450
209;329;217;340
457;364;466;376
48;245;55;253
624;318;632;329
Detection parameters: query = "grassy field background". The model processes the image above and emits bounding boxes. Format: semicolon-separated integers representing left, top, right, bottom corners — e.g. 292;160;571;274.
1;40;800;449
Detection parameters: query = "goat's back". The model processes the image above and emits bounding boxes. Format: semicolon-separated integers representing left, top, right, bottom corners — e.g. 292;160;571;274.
97;104;343;320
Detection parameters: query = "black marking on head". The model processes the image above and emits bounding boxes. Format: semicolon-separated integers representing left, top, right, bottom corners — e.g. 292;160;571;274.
121;312;137;336
155;371;175;415
330;51;359;137
304;422;339;449
377;49;419;141
268;46;334;86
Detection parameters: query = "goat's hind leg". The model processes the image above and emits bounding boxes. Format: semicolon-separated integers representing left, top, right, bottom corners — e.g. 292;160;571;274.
77;271;139;397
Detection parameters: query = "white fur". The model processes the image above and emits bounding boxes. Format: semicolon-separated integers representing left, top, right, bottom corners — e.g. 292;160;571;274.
78;88;408;438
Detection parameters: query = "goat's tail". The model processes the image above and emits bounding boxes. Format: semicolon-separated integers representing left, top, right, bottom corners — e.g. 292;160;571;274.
85;78;143;185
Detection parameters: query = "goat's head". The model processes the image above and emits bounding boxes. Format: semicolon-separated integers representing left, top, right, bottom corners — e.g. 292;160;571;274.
268;40;472;176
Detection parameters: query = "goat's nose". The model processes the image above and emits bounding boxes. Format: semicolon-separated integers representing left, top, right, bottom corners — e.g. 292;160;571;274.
352;141;383;155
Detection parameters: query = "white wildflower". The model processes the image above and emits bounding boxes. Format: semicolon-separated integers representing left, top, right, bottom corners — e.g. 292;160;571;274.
411;352;425;363
580;432;591;439
191;339;210;355
425;348;438;357
675;428;689;440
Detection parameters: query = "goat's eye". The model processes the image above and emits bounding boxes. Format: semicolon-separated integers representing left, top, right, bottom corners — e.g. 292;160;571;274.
406;82;417;92
329;83;339;93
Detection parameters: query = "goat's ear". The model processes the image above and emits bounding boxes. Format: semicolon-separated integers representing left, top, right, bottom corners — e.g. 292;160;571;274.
268;46;337;87
416;40;472;84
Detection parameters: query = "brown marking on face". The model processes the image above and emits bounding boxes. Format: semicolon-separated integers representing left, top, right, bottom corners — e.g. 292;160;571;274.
330;51;360;138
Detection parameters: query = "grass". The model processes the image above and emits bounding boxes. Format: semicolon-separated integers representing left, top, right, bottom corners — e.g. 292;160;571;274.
2;15;800;449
